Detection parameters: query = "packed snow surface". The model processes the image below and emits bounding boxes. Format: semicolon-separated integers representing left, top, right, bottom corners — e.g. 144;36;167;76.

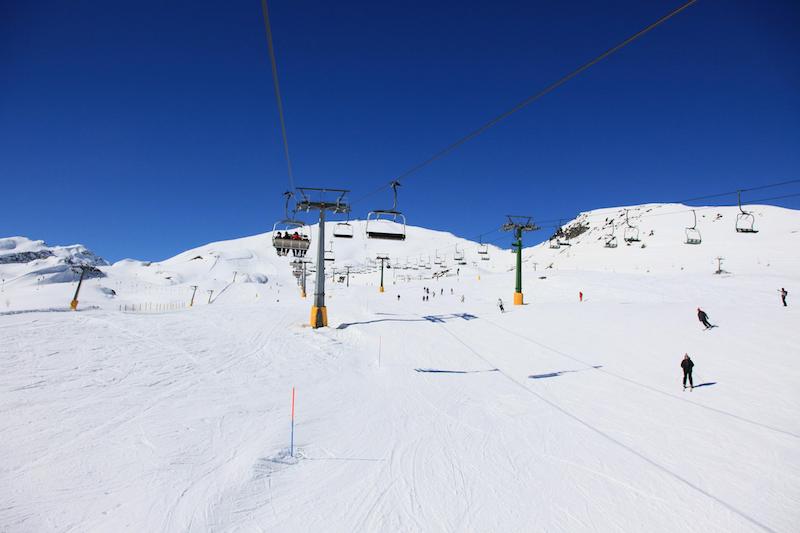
1;204;798;532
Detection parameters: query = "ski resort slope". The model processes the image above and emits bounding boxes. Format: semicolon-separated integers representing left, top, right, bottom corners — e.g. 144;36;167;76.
1;204;799;532
524;203;800;275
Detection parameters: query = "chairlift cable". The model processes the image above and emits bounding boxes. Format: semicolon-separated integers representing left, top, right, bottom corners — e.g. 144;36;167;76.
404;186;798;261
533;178;800;227
351;0;697;206
261;0;296;191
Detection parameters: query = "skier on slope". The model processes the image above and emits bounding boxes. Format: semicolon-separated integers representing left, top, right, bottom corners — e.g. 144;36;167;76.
497;298;505;313
681;353;694;390
697;307;713;329
779;288;788;307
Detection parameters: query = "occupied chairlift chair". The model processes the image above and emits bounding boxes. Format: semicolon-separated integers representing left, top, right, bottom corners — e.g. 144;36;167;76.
623;209;640;243
366;180;406;240
735;190;758;233
272;191;311;258
685;209;702;245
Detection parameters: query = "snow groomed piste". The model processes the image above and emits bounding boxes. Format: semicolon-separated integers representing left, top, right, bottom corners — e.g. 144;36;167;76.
1;203;798;531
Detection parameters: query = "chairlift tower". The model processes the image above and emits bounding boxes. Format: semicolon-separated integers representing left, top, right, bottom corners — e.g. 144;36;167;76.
376;255;390;293
295;188;350;328
69;265;92;310
502;215;540;305
291;259;310;298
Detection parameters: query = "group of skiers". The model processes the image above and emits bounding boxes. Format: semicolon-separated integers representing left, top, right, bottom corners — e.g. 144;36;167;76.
415;280;788;392
684;289;788;390
416;286;464;303
275;231;308;241
274;231;309;257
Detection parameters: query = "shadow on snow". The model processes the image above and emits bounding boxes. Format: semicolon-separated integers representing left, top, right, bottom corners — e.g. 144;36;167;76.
337;312;479;330
415;368;499;374
529;366;603;379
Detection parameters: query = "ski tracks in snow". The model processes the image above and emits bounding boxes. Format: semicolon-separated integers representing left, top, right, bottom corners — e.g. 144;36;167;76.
424;316;782;533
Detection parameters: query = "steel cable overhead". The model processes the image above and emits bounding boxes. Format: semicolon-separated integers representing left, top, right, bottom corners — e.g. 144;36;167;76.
532;178;800;227
261;0;296;191
391;178;800;260
351;0;698;206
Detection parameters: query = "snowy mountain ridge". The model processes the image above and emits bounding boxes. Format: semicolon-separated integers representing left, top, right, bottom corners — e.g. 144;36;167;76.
2;202;798;312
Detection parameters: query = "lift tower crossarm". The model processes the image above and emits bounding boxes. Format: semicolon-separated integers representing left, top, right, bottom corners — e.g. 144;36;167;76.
502;215;540;305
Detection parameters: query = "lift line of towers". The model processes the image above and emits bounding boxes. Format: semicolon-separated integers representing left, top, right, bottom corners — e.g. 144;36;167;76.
272;185;762;328
272;181;758;328
62;187;766;315
271;183;541;327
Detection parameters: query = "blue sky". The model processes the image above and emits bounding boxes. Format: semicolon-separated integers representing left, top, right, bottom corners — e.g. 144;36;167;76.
2;0;798;261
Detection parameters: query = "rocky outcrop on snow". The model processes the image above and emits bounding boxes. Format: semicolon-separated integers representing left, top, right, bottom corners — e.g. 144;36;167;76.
0;237;108;284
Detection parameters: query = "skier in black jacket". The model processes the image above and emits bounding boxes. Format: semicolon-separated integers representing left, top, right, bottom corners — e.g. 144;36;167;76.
697;308;713;329
681;354;694;390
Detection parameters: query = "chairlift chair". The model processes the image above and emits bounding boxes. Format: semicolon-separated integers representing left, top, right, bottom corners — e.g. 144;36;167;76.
477;234;489;256
324;241;335;262
366;181;406;240
272;192;310;257
604;224;618;249
735;190;758;233
553;222;569;246
684;209;702;245
333;221;354;238
454;245;465;263
623;209;640;243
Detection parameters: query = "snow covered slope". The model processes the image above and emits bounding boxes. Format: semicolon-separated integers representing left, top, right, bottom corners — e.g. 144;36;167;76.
524;204;800;275
0;220;507;313
1;205;798;532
